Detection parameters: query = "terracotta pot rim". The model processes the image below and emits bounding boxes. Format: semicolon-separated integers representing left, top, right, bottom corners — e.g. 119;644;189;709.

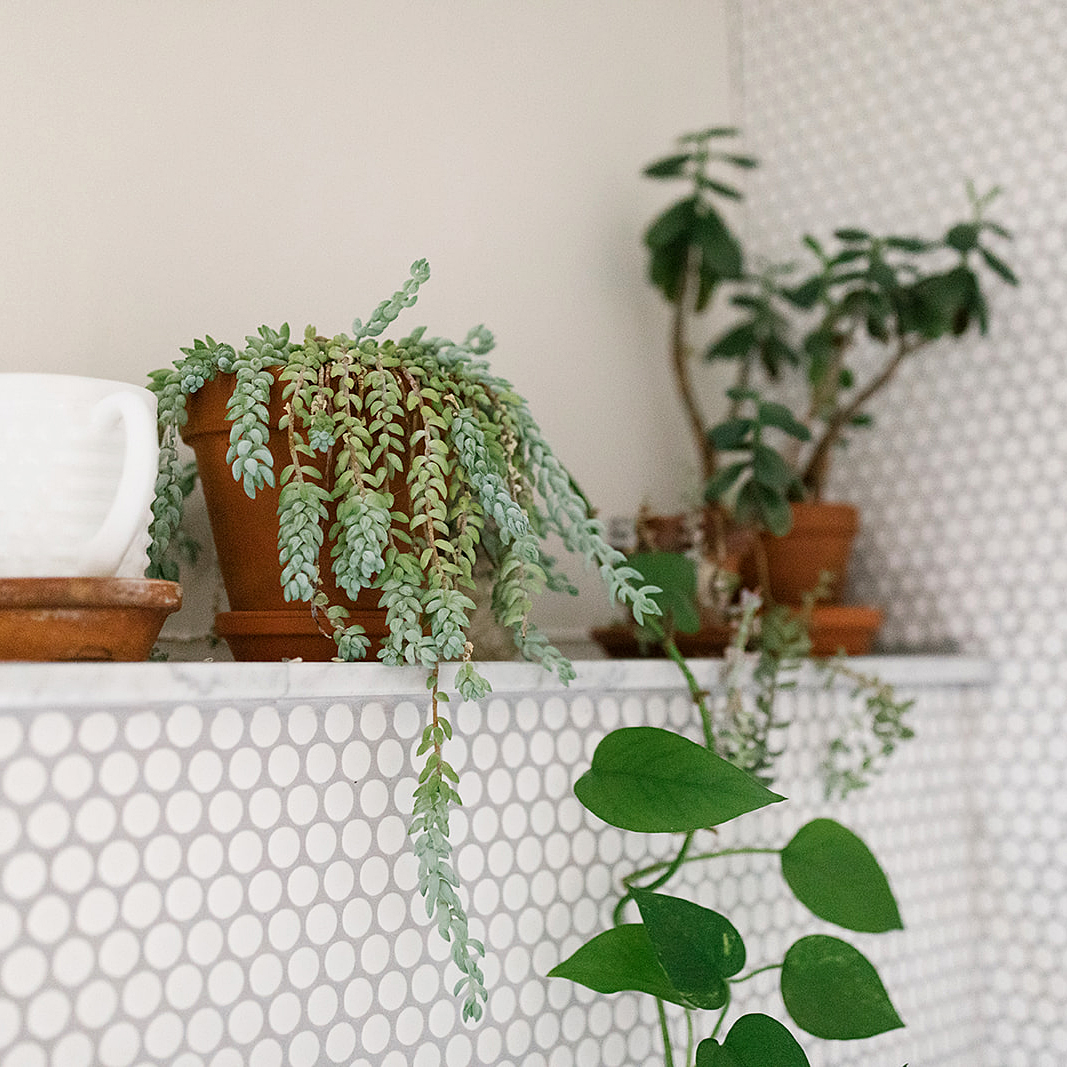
784;500;859;532
0;577;182;610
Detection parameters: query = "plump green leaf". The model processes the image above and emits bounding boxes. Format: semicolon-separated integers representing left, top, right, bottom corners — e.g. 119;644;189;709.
695;209;744;280
706;321;759;360
708;1014;811;1067
644;153;692;179
945;221;980;252
779;275;823;309
704;461;748;504
628;552;701;635
734;480;793;537
547;924;700;1009
781;819;903;933
648;238;691;303
781;935;904;1039
834;227;871;243
708;418;754;450
979;245;1018;285
574;726;784;833
645;197;700;250
758;402;811;442
634;890;745;1008
752;444;797;493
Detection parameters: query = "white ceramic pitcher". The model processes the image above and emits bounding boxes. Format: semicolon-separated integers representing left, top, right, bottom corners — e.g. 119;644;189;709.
0;374;159;578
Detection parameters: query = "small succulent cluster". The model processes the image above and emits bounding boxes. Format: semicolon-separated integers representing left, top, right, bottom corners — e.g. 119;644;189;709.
147;261;662;1020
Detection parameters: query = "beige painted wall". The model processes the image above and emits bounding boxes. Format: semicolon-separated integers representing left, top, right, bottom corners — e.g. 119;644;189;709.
0;1;736;645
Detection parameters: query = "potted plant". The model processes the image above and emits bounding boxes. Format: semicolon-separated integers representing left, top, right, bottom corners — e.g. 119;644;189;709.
147;259;662;1020
640;125;1017;645
552;608;909;1066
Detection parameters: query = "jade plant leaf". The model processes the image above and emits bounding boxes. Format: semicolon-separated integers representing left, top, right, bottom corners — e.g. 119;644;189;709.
574;726;784;833
632;890;745;1009
696;1013;811;1067
780;935;904;1039
547;924;704;1010
781;819;902;933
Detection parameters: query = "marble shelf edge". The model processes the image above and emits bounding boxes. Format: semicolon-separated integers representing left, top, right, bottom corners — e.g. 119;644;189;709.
0;655;994;709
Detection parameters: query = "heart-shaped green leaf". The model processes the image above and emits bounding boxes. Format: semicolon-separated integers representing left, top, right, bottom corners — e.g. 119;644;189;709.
781;935;904;1039
574;726;784;832
720;1013;810;1066
695;1039;742;1066
547;924;704;1010
633;890;745;1008
781;819;902;933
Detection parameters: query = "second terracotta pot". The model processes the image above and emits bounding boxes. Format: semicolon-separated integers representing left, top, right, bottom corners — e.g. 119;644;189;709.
752;501;860;606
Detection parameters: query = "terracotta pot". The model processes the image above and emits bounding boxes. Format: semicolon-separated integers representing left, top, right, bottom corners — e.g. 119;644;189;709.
803;604;883;657
750;501;860;606
0;577;181;661
180;370;408;660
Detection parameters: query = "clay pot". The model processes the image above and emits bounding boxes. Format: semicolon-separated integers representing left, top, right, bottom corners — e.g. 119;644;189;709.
0;577;181;661
181;371;406;660
751;501;860;606
803;604;883;657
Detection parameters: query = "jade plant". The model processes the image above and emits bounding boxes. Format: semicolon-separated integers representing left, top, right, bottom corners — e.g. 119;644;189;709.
551;605;907;1066
644;125;1017;537
146;260;662;1021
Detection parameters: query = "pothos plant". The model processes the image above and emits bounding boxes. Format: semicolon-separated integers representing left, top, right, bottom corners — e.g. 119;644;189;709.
146;260;662;1021
644;125;1017;539
550;595;908;1067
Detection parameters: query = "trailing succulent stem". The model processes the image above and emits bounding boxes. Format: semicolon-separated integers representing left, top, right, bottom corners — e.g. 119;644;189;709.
147;260;663;1020
411;665;489;1022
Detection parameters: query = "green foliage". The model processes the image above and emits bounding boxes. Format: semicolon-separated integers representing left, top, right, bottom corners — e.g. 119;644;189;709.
573;726;783;833
553;607;906;1064
704;388;811;536
780;935;903;1040
644;128;1017;523
781;819;902;933
148;259;661;671
696;1014;811;1067
628;551;702;638
147;261;664;1023
410;689;487;1022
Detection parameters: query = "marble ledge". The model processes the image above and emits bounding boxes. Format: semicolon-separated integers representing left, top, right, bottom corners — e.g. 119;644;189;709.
0;655;994;710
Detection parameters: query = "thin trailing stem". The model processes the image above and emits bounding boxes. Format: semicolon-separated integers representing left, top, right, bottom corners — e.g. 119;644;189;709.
662;635;716;750
801;334;925;496
657;998;677;1067
730;961;784;985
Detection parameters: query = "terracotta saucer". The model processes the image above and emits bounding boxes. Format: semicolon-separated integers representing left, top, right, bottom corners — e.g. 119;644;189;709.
214;608;391;662
0;577;182;661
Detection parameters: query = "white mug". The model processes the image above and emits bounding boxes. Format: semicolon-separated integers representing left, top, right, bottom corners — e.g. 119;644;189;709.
0;374;159;578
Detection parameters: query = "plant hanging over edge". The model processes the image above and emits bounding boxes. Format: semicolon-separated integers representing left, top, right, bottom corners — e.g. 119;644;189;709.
146;259;663;1021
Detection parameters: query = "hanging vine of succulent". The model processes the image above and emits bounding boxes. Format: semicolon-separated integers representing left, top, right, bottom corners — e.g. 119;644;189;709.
147;260;662;1019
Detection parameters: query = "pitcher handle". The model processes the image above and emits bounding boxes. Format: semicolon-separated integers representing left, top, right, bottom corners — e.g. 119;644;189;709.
76;390;158;577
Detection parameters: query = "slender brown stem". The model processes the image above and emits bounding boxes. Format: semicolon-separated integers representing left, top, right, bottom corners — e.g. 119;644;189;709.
671;256;717;483
801;335;925;496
